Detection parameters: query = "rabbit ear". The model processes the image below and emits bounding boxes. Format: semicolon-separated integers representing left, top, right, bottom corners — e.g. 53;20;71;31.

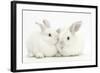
43;19;50;28
36;22;46;31
70;21;81;34
56;28;61;33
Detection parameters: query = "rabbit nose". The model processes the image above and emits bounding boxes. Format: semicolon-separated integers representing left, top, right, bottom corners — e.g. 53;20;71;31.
57;38;59;41
60;41;64;45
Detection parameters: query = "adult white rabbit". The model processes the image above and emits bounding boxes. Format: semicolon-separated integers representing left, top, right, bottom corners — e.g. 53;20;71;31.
57;21;83;56
26;19;59;58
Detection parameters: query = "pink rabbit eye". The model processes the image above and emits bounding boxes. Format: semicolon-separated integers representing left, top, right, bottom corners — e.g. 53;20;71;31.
67;36;70;40
48;33;51;37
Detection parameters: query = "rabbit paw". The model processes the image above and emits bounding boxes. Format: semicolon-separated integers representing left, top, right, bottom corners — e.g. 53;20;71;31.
56;53;61;57
28;53;34;57
35;53;44;58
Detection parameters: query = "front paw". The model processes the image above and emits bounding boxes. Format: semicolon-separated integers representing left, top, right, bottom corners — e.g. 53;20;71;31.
56;53;61;57
28;53;34;57
35;53;44;58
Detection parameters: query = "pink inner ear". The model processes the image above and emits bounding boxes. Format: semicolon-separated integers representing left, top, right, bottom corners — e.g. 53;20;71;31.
70;21;81;34
56;29;60;33
74;24;81;32
69;24;74;33
43;19;50;28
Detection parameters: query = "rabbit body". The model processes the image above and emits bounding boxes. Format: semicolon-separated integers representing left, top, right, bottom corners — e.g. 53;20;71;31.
27;32;58;58
57;21;83;56
57;33;83;56
26;19;58;58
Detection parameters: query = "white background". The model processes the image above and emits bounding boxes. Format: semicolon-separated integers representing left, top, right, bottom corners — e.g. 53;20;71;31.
16;3;96;69
23;9;93;59
0;0;99;73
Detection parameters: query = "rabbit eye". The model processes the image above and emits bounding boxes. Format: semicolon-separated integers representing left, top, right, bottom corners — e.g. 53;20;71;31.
48;33;51;37
67;36;70;40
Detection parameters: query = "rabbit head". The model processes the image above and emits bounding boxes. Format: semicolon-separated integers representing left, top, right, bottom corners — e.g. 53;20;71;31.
58;21;82;48
36;19;59;45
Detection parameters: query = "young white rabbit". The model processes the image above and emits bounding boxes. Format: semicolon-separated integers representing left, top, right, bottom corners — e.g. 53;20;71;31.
26;19;59;58
57;21;83;56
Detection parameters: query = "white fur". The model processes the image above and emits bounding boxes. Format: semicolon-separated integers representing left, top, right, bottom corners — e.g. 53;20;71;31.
57;21;83;56
26;19;58;58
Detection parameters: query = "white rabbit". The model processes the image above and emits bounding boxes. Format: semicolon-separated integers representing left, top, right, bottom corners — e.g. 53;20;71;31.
26;19;59;58
57;21;83;56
